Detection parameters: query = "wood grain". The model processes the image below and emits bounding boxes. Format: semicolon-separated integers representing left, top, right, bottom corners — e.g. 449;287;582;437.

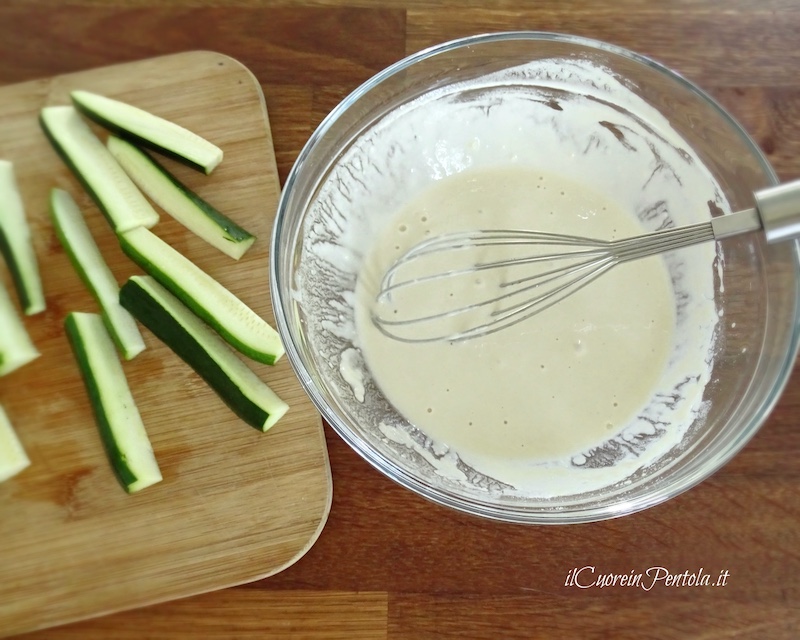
20;590;389;639
0;52;331;637
1;2;799;639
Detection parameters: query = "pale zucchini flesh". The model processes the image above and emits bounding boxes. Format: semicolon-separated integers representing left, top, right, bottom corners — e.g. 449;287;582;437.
0;160;45;315
65;311;161;493
0;279;40;376
107;135;255;260
71;90;223;174
40;106;159;233
118;226;284;365
50;188;145;361
120;275;288;432
0;404;30;483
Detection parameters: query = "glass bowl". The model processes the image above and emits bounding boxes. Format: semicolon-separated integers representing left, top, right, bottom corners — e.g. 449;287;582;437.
270;32;800;524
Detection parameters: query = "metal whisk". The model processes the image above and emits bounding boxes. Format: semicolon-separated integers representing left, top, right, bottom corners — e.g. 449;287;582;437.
372;181;800;343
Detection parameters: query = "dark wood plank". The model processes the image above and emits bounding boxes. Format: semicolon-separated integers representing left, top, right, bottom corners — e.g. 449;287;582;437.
708;87;800;181
389;593;799;640
405;7;800;88
19;590;389;639
0;7;405;86
264;85;314;184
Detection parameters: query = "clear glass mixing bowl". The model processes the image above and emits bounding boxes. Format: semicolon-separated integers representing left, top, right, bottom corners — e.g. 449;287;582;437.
270;32;800;524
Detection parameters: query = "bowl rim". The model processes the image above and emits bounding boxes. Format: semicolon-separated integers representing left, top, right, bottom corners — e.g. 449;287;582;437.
270;30;800;524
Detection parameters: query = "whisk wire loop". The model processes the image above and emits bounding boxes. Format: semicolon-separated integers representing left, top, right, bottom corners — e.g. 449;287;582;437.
372;223;720;342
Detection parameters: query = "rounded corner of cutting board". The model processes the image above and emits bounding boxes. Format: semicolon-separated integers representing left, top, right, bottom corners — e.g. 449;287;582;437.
258;439;335;581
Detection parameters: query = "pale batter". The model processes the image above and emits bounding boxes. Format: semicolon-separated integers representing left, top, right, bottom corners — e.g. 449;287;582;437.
354;166;675;467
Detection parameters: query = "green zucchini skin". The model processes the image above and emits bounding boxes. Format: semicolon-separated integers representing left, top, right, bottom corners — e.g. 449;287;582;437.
120;276;288;432
65;312;161;493
0;160;45;315
117;226;284;365
0;279;40;377
80;108;204;172
107;136;255;260
0;229;35;314
39;106;159;233
50;188;145;361
71;90;223;175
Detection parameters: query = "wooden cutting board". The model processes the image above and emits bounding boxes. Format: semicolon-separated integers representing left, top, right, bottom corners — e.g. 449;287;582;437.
0;51;332;637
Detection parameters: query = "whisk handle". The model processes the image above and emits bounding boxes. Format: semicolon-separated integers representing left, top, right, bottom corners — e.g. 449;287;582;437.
754;179;800;244
710;207;761;240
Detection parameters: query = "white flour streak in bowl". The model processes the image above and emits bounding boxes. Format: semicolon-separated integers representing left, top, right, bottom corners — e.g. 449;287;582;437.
294;57;726;499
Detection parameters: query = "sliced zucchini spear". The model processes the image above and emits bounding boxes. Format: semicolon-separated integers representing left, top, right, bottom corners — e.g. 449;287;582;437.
118;226;284;365
50;188;145;360
0;279;40;377
71;90;223;175
0;160;45;315
107;135;255;260
120;276;288;432
65;311;161;493
40;106;159;233
0;404;30;483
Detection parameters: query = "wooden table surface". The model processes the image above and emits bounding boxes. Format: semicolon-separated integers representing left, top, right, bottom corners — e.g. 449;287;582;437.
2;1;799;638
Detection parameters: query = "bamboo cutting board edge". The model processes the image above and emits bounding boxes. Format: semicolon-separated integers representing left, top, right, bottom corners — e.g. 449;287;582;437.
0;51;332;637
